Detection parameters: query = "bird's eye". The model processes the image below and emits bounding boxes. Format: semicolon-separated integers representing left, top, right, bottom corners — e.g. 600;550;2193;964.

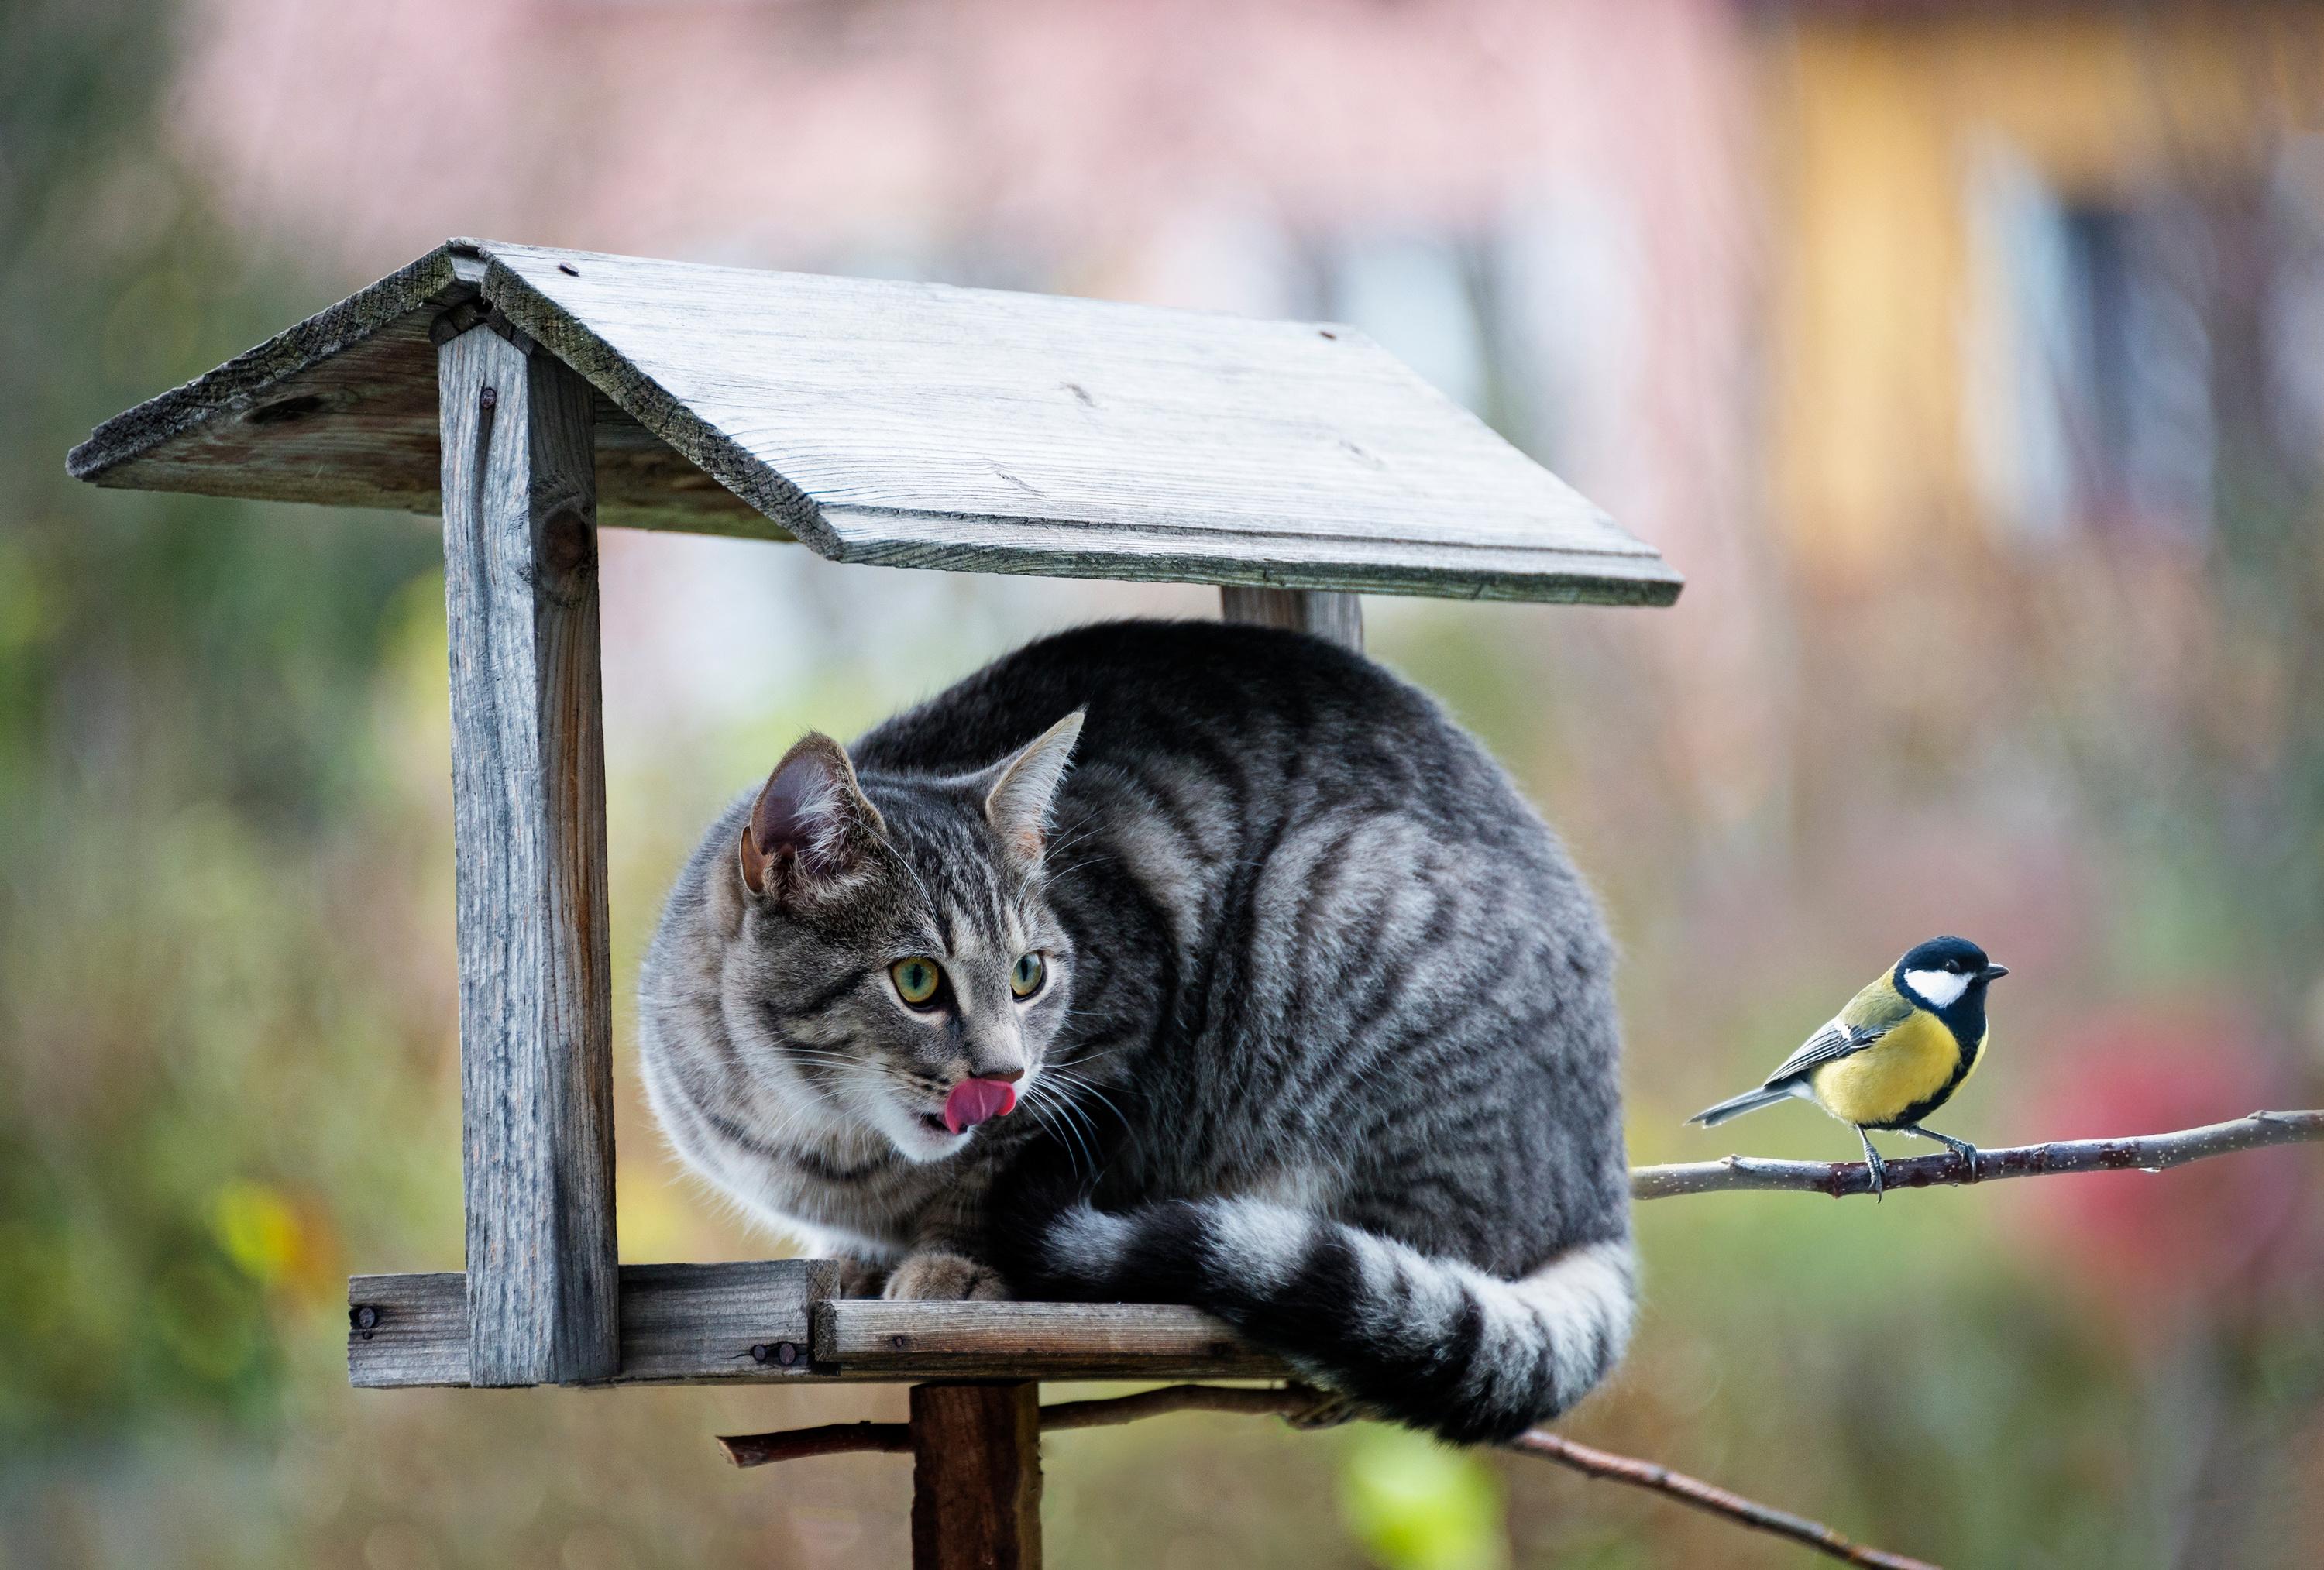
890;957;944;1008
1010;952;1046;999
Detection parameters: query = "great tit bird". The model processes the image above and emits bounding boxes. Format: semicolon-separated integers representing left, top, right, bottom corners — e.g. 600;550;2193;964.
1687;935;2008;1197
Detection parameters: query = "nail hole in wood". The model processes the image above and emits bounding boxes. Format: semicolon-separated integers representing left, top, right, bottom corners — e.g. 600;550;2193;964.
559;263;581;277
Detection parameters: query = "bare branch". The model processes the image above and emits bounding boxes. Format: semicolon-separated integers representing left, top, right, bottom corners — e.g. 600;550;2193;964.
718;1386;1944;1566
1631;1109;2324;1201
720;1420;909;1468
720;1387;1332;1467
1039;1383;1336;1430
1510;1428;1941;1570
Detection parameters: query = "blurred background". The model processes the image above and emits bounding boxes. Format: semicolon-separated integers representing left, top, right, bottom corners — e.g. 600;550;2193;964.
6;1;2324;1565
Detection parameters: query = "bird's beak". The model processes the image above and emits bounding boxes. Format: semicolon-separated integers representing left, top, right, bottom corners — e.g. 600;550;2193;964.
1981;964;2009;981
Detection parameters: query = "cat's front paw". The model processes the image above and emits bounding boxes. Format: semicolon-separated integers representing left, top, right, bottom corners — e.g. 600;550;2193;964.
833;1256;889;1299
883;1249;1010;1302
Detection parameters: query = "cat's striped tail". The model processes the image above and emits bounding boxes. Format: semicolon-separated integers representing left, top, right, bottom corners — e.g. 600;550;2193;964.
1023;1199;1635;1444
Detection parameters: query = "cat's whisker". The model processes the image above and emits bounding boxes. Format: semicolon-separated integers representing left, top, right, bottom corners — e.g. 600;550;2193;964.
1039;1067;1129;1129
1028;1080;1109;1170
1032;1077;1102;1152
1018;1091;1094;1180
1038;820;1104;861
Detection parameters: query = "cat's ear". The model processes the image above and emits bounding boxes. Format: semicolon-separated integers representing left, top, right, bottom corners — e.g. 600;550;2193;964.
984;709;1084;870
738;733;885;900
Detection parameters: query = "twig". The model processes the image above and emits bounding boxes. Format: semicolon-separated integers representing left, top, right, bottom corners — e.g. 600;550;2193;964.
718;1386;1942;1566
1039;1383;1333;1430
719;1420;909;1468
1509;1428;1940;1569
1631;1109;2324;1201
713;1112;2324;1553
720;1386;1328;1466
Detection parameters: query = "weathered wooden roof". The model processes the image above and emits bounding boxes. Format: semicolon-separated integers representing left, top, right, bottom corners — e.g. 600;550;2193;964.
70;239;1679;604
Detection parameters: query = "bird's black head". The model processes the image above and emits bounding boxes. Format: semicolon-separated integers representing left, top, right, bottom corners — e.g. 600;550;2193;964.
1895;935;2008;1012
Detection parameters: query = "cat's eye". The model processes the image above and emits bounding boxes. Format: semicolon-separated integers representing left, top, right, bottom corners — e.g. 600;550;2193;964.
1010;952;1046;999
890;957;944;1008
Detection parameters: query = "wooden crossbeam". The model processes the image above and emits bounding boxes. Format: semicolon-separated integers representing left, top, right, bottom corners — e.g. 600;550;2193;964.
346;1264;1290;1387
814;1300;1295;1381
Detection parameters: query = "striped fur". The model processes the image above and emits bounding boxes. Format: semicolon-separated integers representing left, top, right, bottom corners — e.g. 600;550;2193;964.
638;620;1635;1440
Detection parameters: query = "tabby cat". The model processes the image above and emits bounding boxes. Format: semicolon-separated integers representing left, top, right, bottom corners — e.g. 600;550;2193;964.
638;620;1633;1441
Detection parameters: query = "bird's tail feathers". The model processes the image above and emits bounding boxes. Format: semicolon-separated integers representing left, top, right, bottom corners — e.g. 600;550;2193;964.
1018;1197;1634;1444
1686;1084;1795;1128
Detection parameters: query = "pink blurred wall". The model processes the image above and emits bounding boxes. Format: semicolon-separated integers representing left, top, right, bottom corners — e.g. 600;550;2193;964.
174;0;1783;821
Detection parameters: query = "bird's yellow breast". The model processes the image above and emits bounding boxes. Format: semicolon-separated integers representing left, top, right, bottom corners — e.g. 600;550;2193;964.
1809;1012;1972;1128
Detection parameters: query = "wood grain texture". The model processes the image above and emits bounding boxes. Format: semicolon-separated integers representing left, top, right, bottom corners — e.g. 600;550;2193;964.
347;1271;471;1388
346;1266;1283;1387
70;239;1680;605
910;1383;1043;1570
348;1261;841;1388
439;323;619;1386
67;242;768;533
1219;586;1363;650
813;1300;1296;1382
617;1260;841;1381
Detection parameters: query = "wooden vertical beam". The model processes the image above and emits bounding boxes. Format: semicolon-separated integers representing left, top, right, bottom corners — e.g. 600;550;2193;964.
910;1383;1043;1570
437;318;619;1386
1219;586;1363;651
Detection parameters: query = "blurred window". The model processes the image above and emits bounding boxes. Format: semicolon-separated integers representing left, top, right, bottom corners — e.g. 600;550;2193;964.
1967;140;2216;544
1322;235;1492;417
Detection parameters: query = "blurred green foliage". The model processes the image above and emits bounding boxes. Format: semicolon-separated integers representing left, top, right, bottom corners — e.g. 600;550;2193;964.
1337;1428;1508;1570
0;0;450;1449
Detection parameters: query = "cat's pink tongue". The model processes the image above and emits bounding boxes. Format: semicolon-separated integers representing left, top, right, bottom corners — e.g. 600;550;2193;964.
943;1077;1018;1135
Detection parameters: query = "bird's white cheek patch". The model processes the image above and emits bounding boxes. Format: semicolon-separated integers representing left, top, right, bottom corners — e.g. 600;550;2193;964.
1904;968;1970;1008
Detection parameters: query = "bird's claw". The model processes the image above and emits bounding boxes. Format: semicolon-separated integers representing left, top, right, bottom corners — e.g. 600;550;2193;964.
1905;1125;1980;1175
1855;1128;1887;1201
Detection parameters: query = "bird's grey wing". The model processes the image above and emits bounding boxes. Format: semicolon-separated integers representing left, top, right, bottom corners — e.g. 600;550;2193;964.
1761;978;1917;1086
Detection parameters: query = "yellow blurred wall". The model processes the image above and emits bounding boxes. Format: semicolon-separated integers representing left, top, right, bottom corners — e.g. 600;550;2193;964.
1760;7;2324;575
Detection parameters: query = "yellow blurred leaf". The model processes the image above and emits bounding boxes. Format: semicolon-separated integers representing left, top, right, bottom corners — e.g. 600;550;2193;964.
211;1180;302;1285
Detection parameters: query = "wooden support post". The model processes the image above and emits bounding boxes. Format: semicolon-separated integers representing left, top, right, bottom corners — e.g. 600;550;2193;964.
910;1383;1043;1570
1219;586;1363;651
437;318;619;1386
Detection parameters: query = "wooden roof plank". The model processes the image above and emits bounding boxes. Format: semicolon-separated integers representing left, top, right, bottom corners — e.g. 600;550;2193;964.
71;239;1680;604
67;246;775;534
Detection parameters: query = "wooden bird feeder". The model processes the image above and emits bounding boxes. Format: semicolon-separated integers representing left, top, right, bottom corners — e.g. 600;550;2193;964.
71;239;1679;1566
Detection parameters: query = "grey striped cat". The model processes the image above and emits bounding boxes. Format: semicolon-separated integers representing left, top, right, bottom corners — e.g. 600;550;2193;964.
638;620;1633;1441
